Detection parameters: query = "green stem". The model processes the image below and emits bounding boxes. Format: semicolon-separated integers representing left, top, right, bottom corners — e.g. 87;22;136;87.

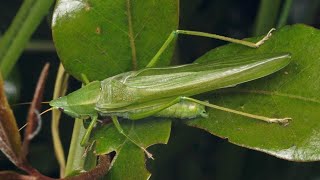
277;0;293;28
0;0;54;78
65;119;98;177
65;119;86;176
25;40;55;52
254;0;281;36
65;86;97;177
52;64;69;177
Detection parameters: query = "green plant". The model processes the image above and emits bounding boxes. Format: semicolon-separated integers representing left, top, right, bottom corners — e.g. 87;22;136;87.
1;0;320;179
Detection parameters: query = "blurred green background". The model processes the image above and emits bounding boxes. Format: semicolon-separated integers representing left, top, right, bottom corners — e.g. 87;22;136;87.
1;0;320;179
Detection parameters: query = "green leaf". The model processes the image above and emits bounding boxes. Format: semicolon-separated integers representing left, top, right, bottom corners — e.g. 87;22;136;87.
92;118;171;180
52;0;179;81
186;24;320;162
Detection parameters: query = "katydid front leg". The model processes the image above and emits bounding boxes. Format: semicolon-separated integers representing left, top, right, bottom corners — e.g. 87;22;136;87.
79;73;97;147
80;114;98;146
147;28;275;68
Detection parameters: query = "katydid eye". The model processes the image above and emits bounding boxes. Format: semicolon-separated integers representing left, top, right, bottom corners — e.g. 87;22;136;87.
58;107;64;112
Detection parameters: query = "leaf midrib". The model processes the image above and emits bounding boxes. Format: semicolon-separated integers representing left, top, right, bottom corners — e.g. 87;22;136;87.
126;0;137;70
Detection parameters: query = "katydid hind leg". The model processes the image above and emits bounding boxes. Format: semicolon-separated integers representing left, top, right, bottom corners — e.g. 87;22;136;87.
111;116;154;159
181;97;291;125
147;28;276;68
254;28;276;47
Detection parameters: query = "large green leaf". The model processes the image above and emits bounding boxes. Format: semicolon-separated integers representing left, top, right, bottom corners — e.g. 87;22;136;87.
186;24;320;161
93;118;171;180
52;0;179;81
92;24;320;179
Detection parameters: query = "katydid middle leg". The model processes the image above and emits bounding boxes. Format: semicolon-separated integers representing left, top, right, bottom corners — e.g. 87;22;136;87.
80;114;98;146
110;97;187;159
111;116;154;159
146;28;275;68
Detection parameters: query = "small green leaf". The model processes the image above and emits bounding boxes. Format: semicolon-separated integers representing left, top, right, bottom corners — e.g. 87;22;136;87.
52;0;179;81
92;118;171;180
186;24;320;162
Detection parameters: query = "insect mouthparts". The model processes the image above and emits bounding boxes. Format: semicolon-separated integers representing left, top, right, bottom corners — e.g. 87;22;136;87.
58;107;64;112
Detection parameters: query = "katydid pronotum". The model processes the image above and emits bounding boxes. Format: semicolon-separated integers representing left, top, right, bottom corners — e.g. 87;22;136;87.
48;29;291;159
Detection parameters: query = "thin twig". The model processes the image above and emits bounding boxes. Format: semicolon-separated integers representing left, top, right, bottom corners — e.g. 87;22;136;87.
22;63;50;159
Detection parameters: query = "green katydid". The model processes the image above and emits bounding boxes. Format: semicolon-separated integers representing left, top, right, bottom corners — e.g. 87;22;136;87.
49;29;291;159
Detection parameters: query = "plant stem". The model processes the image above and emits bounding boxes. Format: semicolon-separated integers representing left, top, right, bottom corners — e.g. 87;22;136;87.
277;0;293;28
254;0;281;36
0;0;54;79
64;119;87;177
52;64;69;177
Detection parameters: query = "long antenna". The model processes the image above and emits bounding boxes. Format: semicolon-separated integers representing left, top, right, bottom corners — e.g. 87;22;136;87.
19;123;28;131
40;107;54;116
19;107;54;131
11;101;50;107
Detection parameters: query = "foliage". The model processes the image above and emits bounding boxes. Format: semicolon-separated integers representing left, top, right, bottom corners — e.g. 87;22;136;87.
1;0;320;179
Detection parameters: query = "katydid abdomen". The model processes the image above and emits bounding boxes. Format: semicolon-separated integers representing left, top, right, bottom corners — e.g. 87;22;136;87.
100;100;208;120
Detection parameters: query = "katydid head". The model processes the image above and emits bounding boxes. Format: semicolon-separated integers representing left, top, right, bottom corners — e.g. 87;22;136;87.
49;96;82;118
197;103;208;118
49;81;101;118
199;109;208;118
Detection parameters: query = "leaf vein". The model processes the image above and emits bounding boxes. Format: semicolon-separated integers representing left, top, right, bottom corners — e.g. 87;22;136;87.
126;0;137;70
